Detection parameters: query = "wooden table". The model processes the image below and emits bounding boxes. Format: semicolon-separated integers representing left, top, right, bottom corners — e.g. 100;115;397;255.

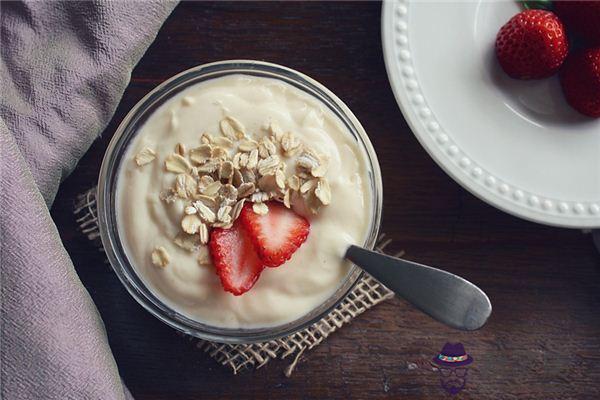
51;2;600;399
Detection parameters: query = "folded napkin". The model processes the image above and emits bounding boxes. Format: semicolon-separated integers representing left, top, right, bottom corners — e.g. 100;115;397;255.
0;2;176;399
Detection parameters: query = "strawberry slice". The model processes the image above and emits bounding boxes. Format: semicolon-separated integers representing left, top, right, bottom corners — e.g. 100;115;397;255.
208;220;264;296
240;201;310;268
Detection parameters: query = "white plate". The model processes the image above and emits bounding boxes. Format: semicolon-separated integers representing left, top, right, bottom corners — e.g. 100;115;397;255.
382;0;600;228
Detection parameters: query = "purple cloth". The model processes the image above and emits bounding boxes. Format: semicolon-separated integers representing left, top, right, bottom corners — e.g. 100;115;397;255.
0;1;176;399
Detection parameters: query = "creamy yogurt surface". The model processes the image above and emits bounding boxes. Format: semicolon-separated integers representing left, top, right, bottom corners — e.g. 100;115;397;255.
117;74;372;328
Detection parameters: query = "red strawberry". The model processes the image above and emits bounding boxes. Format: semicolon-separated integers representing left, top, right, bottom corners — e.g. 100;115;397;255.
554;1;600;46
559;48;600;118
240;201;310;268
495;9;569;79
208;220;264;296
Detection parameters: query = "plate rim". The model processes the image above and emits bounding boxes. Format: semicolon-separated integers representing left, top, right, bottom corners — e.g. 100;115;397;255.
381;0;600;229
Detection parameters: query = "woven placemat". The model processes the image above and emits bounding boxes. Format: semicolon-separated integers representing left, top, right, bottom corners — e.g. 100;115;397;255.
74;188;397;375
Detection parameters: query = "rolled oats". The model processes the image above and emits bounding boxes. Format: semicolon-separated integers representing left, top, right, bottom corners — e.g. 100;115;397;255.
194;201;217;223
232;152;242;169
231;199;246;220
220;116;245;139
159;190;177;203
151;246;170;267
281;132;302;156
222;196;238;208
200;175;214;187
217;205;232;223
257;155;280;176
197;246;211;265
296;170;312;180
268;121;283;141
200;132;213;144
165;153;192;174
174;232;201;252
257;175;277;192
303;191;322;215
175;174;197;199
213;136;233;148
287;175;301;191
251;191;270;203
182;214;203;234
184;205;197;215
199;223;209;245
275;169;286;189
259;136;277;158
239;152;249;168
241;168;256;184
311;155;329;178
158;116;334;252
232;169;243;187
220;184;238;201
253;202;269;215
211;146;228;161
239;139;258;152
189;145;212;164
193;194;217;209
135;147;156;166
175;143;186;156
212;221;233;229
197;159;220;174
283;189;291;208
202;181;222;197
314;178;331;205
219;161;234;180
297;150;319;172
300;178;317;194
246;149;259;170
237;182;255;198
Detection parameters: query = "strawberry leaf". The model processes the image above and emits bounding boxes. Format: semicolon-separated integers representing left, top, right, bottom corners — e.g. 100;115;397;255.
521;0;553;11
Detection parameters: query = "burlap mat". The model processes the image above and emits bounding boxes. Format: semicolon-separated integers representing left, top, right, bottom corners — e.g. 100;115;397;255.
74;188;397;375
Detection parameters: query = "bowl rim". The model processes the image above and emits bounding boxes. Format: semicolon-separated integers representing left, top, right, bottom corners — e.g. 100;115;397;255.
97;60;383;344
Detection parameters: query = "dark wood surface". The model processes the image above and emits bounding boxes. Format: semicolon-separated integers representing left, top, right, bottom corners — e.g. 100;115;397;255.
50;2;600;399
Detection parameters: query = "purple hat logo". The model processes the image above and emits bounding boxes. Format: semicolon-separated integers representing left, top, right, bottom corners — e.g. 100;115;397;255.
432;342;473;396
432;342;473;367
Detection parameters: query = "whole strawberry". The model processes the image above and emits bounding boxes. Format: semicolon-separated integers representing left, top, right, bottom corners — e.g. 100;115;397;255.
559;48;600;118
495;9;569;79
554;1;600;46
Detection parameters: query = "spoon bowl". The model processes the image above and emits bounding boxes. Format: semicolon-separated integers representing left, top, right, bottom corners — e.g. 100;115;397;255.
345;245;492;331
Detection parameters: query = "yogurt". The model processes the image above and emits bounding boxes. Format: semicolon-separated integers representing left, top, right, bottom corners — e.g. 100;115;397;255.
117;74;372;328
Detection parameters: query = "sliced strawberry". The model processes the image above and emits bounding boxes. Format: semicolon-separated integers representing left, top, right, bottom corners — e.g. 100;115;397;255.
208;220;264;296
240;201;310;268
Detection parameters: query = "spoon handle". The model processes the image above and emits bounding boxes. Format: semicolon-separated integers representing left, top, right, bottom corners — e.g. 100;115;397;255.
345;245;492;331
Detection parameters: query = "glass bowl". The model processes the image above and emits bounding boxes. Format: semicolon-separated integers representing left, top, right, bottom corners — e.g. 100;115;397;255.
97;60;383;344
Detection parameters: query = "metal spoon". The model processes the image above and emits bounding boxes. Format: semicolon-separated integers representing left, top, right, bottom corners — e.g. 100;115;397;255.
345;245;492;331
